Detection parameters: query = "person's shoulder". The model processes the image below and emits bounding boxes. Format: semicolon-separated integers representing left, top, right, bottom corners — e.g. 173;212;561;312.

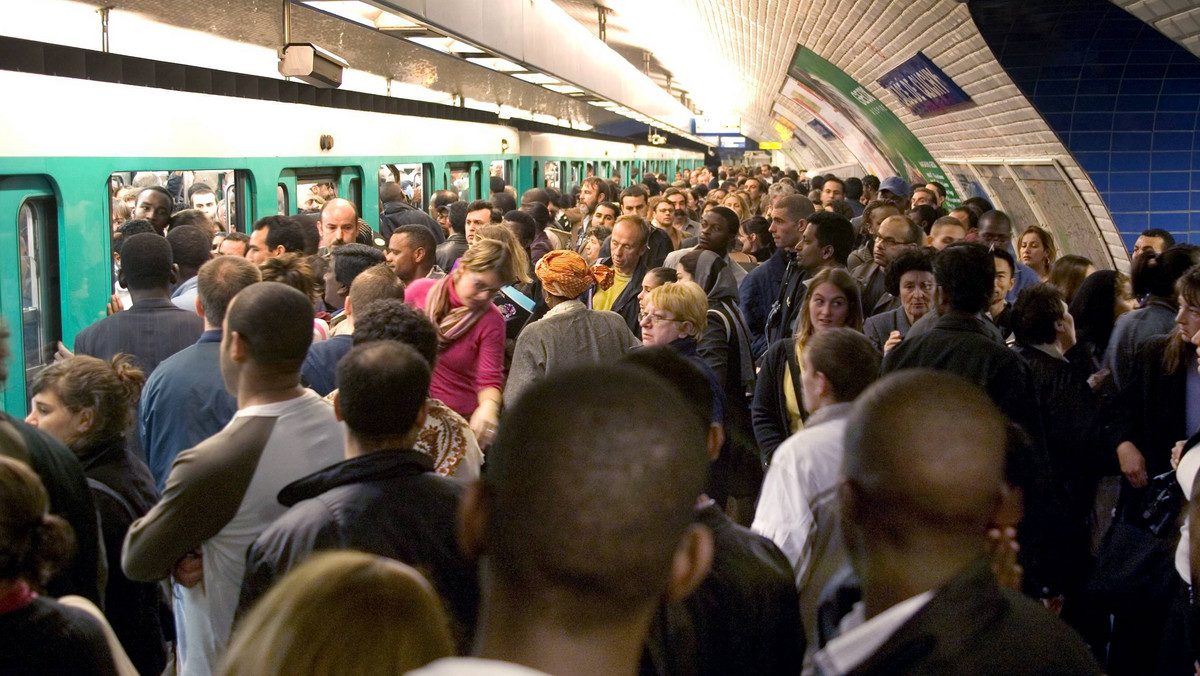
989;588;1102;671
405;277;437;305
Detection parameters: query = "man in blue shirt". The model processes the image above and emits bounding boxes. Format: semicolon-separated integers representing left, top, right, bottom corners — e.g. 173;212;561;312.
140;255;261;487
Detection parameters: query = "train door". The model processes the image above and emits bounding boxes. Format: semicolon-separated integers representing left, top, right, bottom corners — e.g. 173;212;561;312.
0;177;60;415
446;162;479;202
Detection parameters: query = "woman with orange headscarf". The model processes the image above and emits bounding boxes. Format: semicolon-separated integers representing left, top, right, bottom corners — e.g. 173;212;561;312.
504;250;641;405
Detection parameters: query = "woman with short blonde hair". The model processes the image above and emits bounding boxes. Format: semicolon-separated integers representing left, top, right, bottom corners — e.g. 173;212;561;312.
643;281;708;340
220;551;453;676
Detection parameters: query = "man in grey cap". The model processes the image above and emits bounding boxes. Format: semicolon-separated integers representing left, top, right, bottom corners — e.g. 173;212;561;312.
878;176;911;209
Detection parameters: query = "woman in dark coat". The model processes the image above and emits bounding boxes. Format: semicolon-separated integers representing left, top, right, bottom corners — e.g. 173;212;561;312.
27;355;166;676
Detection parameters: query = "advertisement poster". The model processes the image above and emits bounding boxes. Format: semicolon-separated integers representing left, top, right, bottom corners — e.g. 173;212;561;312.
784;45;959;203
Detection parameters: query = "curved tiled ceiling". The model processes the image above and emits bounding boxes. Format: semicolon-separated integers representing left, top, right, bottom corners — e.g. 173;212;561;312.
1111;0;1200;57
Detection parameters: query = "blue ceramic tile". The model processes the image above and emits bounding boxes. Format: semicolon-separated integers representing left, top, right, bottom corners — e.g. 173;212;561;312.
1192;152;1200;170
1151;172;1190;191
1112;212;1149;233
1037;96;1078;113
1154;112;1197;131
1151;192;1190;211
1159;95;1200;112
1045;113;1075;130
1072;132;1112;151
1150;211;1188;229
1078;95;1118;111
1120;95;1165;112
1110;192;1150;212
1043;65;1084;79
1162;78;1200;96
1128;50;1176;65
1111;152;1150;171
1113;112;1155;131
1076;152;1111;173
1110;172;1149;191
1120;79;1164;96
1153;152;1191;171
1153;134;1193;152
1073;112;1115;131
1190;192;1200;210
1082;64;1126;79
1078;78;1122;96
1111;133;1152;151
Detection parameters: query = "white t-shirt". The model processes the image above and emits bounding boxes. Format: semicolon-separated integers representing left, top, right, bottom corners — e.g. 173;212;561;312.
1175;443;1200;583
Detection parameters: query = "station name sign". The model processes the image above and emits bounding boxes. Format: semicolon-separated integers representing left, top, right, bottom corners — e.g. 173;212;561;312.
877;52;972;117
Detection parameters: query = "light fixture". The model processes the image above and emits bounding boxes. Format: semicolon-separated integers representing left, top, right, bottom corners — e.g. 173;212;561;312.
513;72;561;86
543;83;584;95
465;57;526;73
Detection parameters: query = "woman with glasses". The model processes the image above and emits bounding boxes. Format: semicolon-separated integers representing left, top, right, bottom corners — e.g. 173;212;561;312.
406;237;530;448
751;268;864;464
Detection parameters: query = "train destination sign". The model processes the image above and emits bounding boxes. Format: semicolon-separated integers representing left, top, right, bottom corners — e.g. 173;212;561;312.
878;52;973;117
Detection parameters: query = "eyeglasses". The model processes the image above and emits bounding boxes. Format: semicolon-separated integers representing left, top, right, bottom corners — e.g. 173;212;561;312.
638;311;682;325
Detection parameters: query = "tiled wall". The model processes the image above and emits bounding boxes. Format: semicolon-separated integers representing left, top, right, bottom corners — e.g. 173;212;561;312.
969;0;1200;248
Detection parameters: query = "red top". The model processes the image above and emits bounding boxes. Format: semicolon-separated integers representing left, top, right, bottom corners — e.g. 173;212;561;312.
406;277;506;418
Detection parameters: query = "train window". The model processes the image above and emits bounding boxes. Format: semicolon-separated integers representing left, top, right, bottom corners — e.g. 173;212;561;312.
447;163;475;202
380;164;427;210
489;160;511;187
18;198;61;405
533;161;541;188
109;169;242;232
278;183;290;215
544;162;561;192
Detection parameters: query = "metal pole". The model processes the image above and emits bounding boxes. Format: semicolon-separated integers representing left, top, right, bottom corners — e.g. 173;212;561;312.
283;0;292;45
98;6;111;53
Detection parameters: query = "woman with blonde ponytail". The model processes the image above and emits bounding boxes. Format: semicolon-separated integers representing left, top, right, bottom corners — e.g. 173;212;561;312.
0;455;126;675
26;354;167;675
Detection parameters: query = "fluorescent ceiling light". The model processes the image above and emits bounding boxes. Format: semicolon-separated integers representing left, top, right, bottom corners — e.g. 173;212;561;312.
466;57;526;73
302;1;421;30
543;83;584;95
406;36;451;53
512;72;560;85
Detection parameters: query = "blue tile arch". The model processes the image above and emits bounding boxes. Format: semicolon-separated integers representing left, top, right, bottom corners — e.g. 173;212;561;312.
968;0;1200;249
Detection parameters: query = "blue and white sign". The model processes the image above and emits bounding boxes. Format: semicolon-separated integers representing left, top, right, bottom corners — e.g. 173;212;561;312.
877;52;972;117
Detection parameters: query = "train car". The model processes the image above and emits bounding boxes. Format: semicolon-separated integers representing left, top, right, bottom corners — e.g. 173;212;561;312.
0;35;702;415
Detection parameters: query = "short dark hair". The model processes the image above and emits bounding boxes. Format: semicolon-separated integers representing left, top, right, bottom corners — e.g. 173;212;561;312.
1012;284;1066;347
490;176;507;194
336;341;430;440
804;328;880;402
647;267;678;285
447;202;469;235
862;175;880;191
774;195;817;223
619;184;649;202
120;233;174;291
935;242;994;314
844;177;864;200
331;243;386;290
1134;244;1200;298
379;182;406;204
620;347;715;426
949;205;980;231
114;219;156;256
466;200;494;216
707;206;740;236
1141;229;1176;249
502;210;538;249
168;209;212;232
137;186;174;208
254;216;306;255
352;299;439;367
991;247;1015;277
226;282;314;368
292;214;321;255
885;247;935;296
822;176;845;192
492;192;517;215
431;190;458;211
197;255;261;326
907;205;939;235
963;196;995;214
926;181;946;200
520;188;549;207
347;264;405;316
807;211;856;265
166;225;212;272
222;231;251;248
483;366;709;624
186;183;215;202
392;224;436;256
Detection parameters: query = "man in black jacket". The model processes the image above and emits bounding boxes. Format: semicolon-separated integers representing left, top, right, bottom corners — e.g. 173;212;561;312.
814;370;1100;675
379;181;444;244
239;341;478;646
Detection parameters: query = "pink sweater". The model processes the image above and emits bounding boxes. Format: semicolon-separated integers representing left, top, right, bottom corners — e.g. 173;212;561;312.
406;277;505;418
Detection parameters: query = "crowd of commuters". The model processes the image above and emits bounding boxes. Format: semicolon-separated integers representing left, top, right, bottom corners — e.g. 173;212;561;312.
7;162;1200;676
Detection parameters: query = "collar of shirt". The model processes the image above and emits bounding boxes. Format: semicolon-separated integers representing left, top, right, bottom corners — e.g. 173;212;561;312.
129;297;181;311
1030;343;1066;361
544;298;585;318
197;329;222;344
813;590;935;676
171;275;198;299
805;401;853;428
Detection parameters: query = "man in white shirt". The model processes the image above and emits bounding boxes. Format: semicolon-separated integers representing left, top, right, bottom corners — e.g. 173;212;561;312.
409;365;713;676
812;370;1100;675
123;283;345;676
752;328;880;666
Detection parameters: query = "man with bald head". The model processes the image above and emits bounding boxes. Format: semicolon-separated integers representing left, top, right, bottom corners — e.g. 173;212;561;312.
319;198;359;248
813;370;1099;675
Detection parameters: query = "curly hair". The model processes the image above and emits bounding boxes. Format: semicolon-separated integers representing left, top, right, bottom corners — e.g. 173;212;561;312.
31;354;145;449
